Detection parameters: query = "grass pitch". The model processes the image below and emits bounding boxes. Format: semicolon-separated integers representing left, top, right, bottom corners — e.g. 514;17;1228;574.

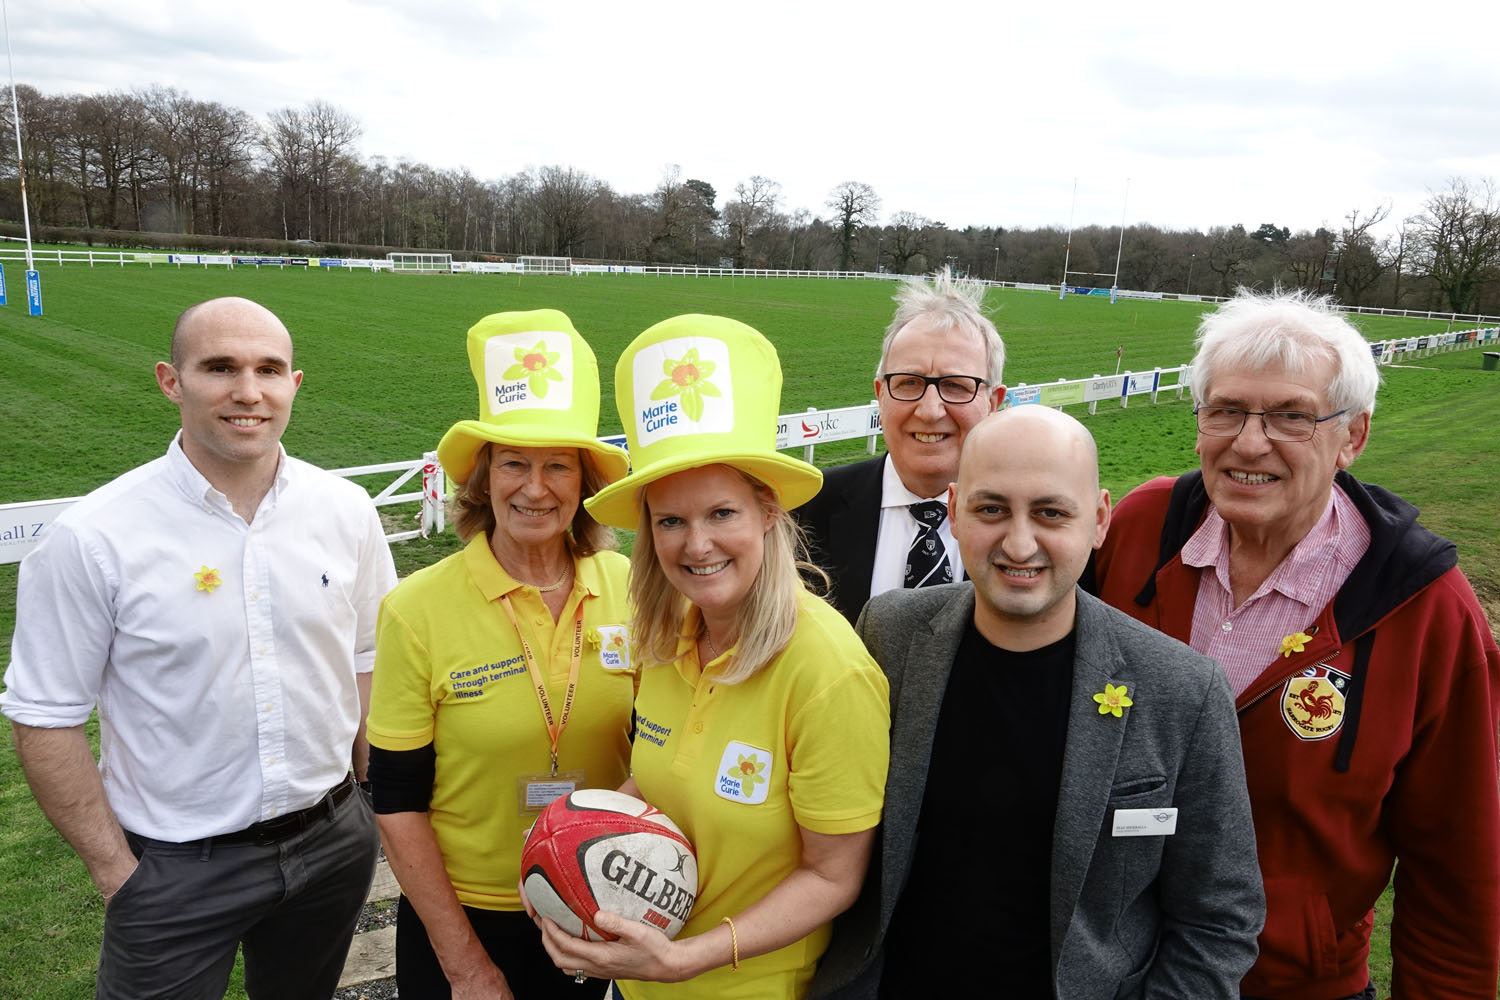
0;263;1495;997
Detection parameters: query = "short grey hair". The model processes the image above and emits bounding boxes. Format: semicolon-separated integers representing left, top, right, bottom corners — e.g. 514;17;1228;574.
875;267;1005;387
1191;288;1381;418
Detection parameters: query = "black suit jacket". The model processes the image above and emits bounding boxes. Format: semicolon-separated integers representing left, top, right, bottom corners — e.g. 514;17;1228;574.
795;456;885;623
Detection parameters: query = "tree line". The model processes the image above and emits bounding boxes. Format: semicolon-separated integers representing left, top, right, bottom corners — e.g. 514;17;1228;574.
2;84;1497;314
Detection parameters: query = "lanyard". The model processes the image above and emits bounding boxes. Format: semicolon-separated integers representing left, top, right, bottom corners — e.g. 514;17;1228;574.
499;593;584;776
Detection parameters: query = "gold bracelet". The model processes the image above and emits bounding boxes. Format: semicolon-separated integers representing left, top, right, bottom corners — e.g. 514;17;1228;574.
720;915;740;971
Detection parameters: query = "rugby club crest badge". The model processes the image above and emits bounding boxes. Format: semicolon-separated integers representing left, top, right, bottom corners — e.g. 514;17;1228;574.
1280;664;1350;741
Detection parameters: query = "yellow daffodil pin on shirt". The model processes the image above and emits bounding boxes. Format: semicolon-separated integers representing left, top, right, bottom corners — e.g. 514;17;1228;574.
1093;682;1134;718
1280;632;1314;657
194;566;222;594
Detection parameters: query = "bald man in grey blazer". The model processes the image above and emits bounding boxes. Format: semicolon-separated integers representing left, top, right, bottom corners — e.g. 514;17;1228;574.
812;407;1262;999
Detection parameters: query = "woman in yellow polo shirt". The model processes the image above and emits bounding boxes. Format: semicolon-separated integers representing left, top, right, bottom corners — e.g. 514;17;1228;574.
535;314;891;1000
367;310;636;999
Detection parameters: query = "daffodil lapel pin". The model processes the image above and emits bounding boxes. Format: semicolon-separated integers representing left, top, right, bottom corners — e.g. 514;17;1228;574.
1093;682;1134;719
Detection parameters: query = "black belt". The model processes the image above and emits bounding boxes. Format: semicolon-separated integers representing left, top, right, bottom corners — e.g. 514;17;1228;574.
214;775;358;847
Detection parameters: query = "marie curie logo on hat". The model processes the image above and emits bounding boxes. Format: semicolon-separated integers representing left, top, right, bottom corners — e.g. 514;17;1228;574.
634;337;735;446
485;332;573;414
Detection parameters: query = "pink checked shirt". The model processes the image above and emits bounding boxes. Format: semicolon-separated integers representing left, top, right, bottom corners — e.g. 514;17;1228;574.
1183;485;1371;696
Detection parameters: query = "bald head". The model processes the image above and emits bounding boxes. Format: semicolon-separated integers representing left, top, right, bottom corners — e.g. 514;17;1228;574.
171;297;292;368
960;406;1100;493
950;406;1110;649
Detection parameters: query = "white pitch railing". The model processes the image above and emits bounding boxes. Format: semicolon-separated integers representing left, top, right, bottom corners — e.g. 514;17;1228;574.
5;248;1496;328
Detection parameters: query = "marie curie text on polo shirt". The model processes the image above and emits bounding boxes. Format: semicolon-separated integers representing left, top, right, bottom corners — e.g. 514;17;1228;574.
715;740;773;804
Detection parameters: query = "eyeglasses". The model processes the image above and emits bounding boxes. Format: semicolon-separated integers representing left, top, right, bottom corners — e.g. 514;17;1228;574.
882;373;987;404
1194;406;1349;442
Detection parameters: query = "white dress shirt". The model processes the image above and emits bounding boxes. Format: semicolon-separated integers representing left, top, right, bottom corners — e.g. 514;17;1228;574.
2;435;397;841
869;455;965;601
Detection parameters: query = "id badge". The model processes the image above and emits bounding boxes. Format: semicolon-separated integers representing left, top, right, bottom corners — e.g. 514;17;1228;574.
516;769;585;816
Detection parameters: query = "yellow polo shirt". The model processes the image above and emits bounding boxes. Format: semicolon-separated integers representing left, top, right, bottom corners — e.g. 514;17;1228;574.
368;533;635;909
622;590;890;1000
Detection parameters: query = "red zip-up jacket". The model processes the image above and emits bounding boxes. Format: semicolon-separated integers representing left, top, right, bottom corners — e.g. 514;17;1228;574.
1088;471;1500;1000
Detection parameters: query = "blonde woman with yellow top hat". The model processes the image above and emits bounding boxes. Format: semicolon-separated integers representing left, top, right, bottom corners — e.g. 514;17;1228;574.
530;315;892;1000
366;310;636;1000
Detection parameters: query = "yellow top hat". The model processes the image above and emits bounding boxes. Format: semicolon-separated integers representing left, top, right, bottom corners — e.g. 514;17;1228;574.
585;314;823;529
436;309;629;485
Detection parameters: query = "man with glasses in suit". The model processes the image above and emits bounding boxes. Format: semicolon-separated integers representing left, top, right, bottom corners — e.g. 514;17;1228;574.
797;268;1005;622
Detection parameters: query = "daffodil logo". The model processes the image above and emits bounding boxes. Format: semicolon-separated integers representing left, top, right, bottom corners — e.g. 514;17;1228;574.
501;340;564;399
728;753;766;793
1093;682;1134;718
194;565;222;594
715;740;773;804
484;332;573;413
650;348;721;422
595;625;631;672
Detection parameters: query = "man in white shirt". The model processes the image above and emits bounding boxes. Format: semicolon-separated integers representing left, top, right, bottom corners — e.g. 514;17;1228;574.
2;297;398;1000
796;269;1006;621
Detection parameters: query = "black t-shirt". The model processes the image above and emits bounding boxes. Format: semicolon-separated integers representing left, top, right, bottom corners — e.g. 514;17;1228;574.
880;624;1075;997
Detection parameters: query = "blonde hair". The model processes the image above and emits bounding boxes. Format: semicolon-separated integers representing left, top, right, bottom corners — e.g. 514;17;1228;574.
452;443;616;557
630;469;827;685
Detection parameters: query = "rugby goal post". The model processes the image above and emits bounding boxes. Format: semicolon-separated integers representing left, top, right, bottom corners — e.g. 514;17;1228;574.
387;252;453;273
518;255;573;274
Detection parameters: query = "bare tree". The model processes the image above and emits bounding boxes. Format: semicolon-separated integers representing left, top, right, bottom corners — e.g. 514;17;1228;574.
1205;224;1260;295
1335;203;1392;306
536;164;600;255
724;176;780;268
826;181;880;271
1412;177;1500;314
884;211;932;274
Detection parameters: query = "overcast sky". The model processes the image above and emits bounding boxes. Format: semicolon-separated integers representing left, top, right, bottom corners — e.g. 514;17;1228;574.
14;0;1500;237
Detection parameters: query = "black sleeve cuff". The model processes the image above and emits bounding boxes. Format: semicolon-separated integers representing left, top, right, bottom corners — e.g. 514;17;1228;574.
368;742;436;814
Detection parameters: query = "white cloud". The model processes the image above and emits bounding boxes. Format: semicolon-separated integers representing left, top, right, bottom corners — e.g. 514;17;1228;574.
12;0;1500;236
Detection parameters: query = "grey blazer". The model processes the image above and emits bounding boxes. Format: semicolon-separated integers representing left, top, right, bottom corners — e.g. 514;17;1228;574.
812;585;1264;1000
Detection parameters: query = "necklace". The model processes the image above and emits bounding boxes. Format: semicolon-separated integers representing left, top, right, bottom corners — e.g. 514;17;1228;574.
704;628;720;660
533;567;571;592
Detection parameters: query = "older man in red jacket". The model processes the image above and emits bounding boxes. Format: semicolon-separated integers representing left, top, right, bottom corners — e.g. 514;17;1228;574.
1089;289;1500;1000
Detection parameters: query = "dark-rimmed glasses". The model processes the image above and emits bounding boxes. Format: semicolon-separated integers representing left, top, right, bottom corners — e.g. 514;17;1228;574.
1194;406;1349;442
882;373;987;404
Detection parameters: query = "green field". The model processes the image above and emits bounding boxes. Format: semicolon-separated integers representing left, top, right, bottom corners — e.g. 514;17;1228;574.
1;264;1496;997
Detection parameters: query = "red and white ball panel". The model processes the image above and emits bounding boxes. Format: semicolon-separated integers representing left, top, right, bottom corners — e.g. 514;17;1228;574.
521;788;698;941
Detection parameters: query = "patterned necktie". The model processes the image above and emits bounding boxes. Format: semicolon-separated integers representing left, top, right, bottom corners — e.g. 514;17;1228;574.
904;501;953;588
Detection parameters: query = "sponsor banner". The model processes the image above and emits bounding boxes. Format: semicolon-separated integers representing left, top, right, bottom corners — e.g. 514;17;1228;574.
232;256;310;266
168;254;235;265
1416;337;1429;350
133;253;170;263
1066;285;1112;297
1371;342;1385;357
317;258;345;267
773;404;880;450
26;269;41;315
1006;385;1041;407
1123;371;1159;396
0;497;78;565
1113;288;1164;301
1083;375;1126;403
1038;382;1086;406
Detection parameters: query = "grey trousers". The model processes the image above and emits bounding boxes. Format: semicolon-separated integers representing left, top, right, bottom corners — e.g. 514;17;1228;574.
98;784;379;1000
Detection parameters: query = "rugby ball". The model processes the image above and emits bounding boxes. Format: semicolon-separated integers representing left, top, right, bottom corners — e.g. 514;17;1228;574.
522;788;698;941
